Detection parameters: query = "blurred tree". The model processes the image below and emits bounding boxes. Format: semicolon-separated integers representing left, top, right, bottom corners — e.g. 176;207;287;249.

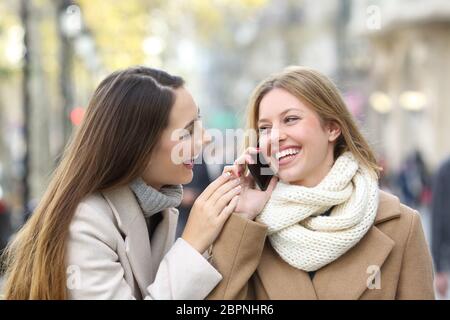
77;0;152;70
76;0;268;70
0;1;23;76
0;0;270;224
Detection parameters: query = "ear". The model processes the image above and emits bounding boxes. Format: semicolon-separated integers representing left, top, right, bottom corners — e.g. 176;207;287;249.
327;121;341;142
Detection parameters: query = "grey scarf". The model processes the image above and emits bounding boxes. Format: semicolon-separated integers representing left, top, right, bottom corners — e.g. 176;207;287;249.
129;177;183;217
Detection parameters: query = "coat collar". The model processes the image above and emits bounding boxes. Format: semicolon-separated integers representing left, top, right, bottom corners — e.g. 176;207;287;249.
257;189;400;299
374;190;401;224
101;185;178;297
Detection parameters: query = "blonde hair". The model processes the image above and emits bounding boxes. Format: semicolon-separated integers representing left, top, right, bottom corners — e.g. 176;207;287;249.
245;66;381;177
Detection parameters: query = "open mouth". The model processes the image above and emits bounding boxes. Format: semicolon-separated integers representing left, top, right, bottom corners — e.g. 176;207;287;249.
275;147;301;166
183;154;200;169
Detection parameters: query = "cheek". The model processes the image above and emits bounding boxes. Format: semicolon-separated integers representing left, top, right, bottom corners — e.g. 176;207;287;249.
259;134;270;154
284;123;310;144
162;130;191;161
162;142;192;178
164;141;183;166
294;120;328;145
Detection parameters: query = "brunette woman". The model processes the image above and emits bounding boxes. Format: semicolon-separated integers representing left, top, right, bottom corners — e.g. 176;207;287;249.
2;66;241;299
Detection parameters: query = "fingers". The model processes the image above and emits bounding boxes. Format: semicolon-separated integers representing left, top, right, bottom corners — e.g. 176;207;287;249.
223;165;240;178
233;147;259;177
196;171;234;203
246;146;259;155
214;182;242;210
208;175;241;205
218;195;239;223
235;147;258;164
264;176;279;194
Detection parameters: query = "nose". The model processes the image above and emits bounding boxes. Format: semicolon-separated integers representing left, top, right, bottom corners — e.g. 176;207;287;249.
202;128;212;146
267;127;286;154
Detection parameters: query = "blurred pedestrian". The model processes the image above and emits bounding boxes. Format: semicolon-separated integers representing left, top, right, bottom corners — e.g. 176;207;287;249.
397;150;432;208
431;156;450;299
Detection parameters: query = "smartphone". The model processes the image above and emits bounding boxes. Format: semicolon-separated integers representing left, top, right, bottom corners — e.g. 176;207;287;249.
247;150;274;191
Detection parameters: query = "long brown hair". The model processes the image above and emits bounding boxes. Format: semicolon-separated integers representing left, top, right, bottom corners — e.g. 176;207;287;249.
245;66;381;177
1;66;184;299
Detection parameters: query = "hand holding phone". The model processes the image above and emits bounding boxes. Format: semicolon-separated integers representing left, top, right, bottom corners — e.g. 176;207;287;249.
223;147;278;220
247;150;275;191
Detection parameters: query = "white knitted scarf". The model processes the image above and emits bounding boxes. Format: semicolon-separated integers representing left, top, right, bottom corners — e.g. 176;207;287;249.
256;152;379;272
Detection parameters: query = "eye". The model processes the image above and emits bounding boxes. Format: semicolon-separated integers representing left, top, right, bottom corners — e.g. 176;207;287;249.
258;126;271;134
180;128;193;140
285;116;299;123
180;133;190;140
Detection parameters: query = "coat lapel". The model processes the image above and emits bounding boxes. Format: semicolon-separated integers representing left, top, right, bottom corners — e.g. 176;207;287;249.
374;190;402;224
312;225;395;299
257;240;318;299
101;186;154;297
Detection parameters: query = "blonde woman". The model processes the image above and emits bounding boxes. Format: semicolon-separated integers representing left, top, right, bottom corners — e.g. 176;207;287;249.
1;67;241;299
207;66;435;300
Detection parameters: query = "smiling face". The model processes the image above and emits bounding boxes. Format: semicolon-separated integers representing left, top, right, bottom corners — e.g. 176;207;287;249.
257;87;341;187
142;87;208;189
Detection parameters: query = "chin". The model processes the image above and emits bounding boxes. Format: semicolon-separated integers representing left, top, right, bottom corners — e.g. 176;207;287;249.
278;168;304;184
162;175;192;187
179;172;194;185
182;177;193;185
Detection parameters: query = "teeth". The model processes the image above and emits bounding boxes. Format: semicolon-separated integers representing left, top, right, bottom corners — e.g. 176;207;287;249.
275;148;300;160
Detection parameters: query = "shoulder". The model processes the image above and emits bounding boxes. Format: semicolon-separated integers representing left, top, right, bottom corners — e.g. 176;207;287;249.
376;190;418;222
376;190;424;245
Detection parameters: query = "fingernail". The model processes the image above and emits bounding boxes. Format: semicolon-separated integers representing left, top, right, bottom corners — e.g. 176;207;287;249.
224;172;231;177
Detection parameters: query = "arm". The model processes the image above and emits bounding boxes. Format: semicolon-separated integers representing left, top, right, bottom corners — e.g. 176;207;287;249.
67;203;222;300
146;238;222;299
396;211;435;300
207;213;267;300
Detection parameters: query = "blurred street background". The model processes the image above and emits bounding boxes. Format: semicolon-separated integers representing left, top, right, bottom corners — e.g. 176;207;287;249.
1;0;450;298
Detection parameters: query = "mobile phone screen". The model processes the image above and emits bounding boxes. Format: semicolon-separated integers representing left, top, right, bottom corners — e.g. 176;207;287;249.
247;151;274;191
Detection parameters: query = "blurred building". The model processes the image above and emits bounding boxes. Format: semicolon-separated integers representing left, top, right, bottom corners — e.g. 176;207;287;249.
350;0;450;171
186;0;450;174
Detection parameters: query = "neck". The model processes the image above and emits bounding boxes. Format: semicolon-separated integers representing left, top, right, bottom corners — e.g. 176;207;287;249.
291;150;335;188
142;177;163;191
129;177;183;217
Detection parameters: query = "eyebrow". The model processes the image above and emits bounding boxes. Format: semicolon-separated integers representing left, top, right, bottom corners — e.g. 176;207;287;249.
258;108;300;124
184;107;201;129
